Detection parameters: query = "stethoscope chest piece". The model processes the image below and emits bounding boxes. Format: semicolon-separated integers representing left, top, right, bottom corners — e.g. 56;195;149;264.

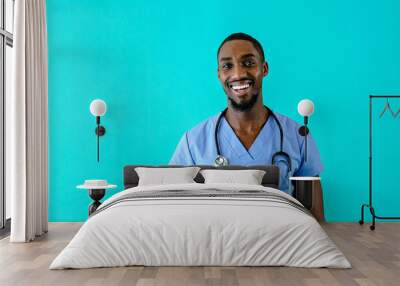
214;155;229;167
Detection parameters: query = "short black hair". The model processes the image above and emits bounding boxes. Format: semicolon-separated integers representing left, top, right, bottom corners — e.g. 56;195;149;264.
217;32;265;62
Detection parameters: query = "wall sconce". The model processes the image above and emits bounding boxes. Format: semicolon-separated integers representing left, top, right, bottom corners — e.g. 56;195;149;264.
297;99;314;162
90;99;107;162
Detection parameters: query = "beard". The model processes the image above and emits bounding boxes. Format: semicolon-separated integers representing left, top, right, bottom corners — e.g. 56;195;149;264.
228;92;259;112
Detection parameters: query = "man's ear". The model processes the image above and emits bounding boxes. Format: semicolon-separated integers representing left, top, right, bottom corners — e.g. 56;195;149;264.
263;61;269;77
217;67;221;81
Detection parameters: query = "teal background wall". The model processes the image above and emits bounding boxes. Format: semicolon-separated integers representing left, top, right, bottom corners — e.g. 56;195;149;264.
47;0;400;222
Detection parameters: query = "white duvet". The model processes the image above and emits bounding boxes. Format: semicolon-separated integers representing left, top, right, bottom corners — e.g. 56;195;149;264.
50;183;351;269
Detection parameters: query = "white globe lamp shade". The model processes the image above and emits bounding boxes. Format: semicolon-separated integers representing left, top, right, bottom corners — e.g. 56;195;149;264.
90;99;107;117
298;99;314;117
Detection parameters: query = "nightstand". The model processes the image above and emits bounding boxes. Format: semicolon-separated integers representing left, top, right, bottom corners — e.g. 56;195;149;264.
77;180;117;216
290;177;324;222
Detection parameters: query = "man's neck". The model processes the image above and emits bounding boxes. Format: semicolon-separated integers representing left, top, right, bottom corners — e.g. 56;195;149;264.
225;103;268;134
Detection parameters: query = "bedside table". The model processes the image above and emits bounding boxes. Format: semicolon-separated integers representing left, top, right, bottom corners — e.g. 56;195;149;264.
77;180;117;216
290;177;324;222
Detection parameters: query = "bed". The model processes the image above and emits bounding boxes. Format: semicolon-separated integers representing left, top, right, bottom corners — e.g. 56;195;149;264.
50;165;350;269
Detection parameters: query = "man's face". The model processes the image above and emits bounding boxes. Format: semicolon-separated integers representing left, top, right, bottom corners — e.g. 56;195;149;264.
218;40;268;111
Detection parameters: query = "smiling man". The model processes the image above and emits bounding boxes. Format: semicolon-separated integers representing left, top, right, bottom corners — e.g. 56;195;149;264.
169;32;323;197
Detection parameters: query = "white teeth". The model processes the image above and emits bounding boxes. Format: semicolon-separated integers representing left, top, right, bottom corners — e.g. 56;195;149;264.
232;84;250;90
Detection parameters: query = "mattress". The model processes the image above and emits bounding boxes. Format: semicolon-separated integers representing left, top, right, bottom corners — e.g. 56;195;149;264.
50;183;351;269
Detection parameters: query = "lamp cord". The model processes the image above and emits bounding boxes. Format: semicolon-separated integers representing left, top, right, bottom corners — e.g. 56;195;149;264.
97;124;100;162
304;116;308;162
305;131;308;162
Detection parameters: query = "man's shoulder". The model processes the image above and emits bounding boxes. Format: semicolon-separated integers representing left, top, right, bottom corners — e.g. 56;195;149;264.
185;113;220;138
184;111;301;134
273;111;302;130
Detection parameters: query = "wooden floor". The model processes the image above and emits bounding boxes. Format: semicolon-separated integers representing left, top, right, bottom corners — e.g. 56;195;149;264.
0;223;399;286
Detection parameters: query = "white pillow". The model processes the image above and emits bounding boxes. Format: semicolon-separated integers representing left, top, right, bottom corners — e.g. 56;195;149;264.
135;167;200;186
200;169;266;185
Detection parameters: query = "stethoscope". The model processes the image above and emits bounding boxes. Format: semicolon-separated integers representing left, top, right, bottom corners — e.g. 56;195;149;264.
214;106;292;174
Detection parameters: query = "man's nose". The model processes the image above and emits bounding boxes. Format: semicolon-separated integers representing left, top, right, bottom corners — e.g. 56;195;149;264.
231;64;246;79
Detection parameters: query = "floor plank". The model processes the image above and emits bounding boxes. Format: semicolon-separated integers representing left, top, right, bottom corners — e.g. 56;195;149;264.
0;222;399;286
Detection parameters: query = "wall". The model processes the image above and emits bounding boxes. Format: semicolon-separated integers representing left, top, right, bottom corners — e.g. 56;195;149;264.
47;0;400;222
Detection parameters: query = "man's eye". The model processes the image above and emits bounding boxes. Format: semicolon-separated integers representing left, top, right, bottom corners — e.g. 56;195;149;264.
222;63;232;70
243;60;255;67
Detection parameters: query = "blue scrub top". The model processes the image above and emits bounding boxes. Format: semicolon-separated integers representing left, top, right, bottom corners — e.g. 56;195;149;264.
169;112;324;194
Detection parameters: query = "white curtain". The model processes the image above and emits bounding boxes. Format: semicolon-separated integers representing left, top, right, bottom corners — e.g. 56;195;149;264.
8;0;48;242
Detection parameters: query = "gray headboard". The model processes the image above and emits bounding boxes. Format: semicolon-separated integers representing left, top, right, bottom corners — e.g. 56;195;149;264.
123;165;280;189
